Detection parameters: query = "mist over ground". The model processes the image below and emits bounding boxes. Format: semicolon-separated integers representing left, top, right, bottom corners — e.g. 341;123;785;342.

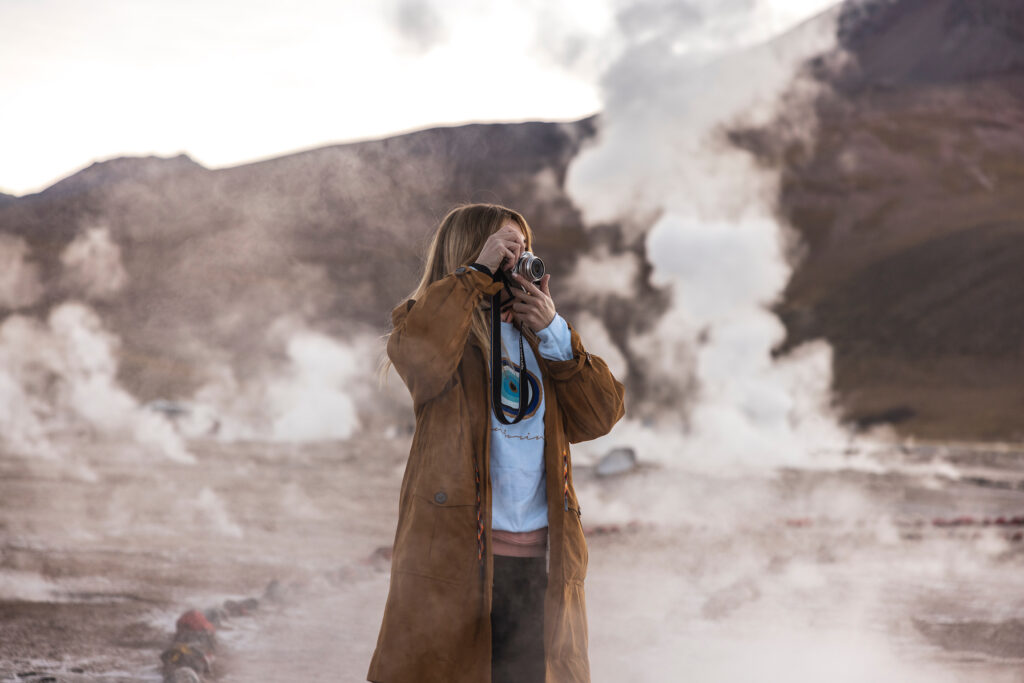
2;0;1024;681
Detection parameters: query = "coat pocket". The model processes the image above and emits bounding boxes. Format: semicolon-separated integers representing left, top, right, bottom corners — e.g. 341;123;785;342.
395;484;480;585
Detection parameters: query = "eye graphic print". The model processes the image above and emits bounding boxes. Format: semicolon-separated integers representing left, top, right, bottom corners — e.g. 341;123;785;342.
499;359;541;419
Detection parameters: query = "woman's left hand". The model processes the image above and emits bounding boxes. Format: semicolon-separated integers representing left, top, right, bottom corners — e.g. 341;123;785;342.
509;273;557;332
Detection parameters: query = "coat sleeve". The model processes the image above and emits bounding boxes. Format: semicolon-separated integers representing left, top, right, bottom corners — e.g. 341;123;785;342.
387;267;504;408
544;318;626;444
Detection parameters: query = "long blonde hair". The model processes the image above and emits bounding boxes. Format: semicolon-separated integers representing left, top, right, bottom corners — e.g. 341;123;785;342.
378;203;536;386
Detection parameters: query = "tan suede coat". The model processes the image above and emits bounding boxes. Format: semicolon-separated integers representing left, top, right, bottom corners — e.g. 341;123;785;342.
367;266;626;683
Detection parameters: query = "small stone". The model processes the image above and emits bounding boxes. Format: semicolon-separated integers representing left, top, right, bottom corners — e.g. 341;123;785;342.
263;579;285;603
370;546;393;564
203;606;228;627
176;609;215;634
223;599;246;616
595;447;638;477
701;579;761;619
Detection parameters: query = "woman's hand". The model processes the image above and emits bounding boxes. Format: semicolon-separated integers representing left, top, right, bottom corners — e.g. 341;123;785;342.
509;272;556;332
476;224;527;273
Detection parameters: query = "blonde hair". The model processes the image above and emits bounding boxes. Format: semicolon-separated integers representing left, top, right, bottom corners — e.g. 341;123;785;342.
378;203;536;386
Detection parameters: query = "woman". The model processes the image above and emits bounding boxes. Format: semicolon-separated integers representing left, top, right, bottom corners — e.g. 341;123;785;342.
368;203;625;683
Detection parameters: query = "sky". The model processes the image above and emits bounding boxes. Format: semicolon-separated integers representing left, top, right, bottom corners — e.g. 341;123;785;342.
0;0;837;196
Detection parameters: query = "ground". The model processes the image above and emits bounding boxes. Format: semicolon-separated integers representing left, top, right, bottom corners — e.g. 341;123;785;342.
2;435;1023;682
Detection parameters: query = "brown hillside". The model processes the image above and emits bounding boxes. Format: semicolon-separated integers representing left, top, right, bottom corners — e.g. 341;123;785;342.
0;118;669;407
742;0;1024;439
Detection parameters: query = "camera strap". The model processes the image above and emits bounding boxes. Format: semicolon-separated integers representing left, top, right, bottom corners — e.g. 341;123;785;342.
490;289;528;425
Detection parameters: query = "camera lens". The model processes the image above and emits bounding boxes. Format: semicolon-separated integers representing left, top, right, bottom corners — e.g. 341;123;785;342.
527;256;545;280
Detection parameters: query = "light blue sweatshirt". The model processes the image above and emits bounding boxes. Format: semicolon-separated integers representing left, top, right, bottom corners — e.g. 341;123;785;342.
488;313;573;532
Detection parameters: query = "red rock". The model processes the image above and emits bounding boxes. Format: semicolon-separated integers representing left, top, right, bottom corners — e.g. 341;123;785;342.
176;609;215;634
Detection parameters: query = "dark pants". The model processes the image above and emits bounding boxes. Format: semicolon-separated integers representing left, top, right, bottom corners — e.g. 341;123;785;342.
491;555;547;683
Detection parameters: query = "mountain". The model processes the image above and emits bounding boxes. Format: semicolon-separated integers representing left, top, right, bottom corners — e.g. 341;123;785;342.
4;0;1023;441
0;118;668;406
739;0;1024;439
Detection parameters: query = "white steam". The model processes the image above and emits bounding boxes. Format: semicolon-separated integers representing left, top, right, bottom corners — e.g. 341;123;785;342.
192;320;384;443
0;232;45;309
567;5;852;467
191;486;245;538
564;245;641;301
0;569;62;602
0;302;194;470
570;311;629;381
268;329;362;442
552;7;1015;682
59;225;128;300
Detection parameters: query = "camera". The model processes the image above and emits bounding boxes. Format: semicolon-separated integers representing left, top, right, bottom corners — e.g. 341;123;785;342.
510;251;545;283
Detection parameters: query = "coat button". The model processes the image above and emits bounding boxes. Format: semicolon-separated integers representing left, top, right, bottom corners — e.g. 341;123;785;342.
454;266;467;275
434;491;447;504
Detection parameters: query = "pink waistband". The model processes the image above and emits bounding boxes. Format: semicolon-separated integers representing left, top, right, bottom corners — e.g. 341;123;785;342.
492;527;548;557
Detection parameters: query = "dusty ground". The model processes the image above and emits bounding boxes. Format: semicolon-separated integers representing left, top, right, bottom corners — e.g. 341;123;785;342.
0;436;398;681
2;434;1024;682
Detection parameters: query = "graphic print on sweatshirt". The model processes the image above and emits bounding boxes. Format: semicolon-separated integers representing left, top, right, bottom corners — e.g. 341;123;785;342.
491;320;548;531
499;357;541;420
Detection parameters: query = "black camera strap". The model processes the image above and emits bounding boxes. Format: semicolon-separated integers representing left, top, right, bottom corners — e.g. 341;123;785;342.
490;288;528;425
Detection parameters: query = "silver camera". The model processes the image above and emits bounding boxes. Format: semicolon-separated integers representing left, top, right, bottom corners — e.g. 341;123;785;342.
511;251;545;283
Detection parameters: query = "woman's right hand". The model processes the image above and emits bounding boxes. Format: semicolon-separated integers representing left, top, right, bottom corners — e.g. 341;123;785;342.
476;224;526;273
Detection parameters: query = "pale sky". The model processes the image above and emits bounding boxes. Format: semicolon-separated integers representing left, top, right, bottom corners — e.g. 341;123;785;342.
0;0;837;196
